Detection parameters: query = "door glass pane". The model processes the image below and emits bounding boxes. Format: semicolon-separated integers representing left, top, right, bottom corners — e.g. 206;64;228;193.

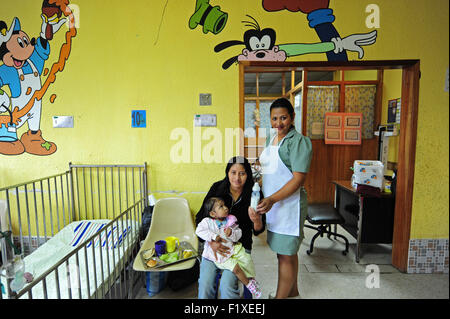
244;73;257;95
307;71;334;81
259;73;283;95
259;100;273;139
244;101;256;138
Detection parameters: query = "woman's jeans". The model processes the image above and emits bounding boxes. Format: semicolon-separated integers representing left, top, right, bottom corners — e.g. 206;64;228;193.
198;256;240;299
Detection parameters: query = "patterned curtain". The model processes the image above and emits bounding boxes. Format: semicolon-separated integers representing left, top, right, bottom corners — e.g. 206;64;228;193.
306;86;339;139
345;85;376;139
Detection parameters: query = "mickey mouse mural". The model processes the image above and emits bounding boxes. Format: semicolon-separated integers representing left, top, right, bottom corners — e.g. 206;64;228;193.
0;0;76;156
214;0;378;69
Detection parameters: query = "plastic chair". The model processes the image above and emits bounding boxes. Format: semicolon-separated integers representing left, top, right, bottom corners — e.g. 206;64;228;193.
133;197;199;272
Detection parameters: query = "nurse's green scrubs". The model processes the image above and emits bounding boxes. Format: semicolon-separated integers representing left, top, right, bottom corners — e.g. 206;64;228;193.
264;128;312;256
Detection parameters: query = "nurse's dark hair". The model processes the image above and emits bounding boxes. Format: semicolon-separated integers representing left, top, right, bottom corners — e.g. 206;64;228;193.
270;97;295;117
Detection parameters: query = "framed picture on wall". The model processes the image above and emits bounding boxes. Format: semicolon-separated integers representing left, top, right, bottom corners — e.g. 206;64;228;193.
387;99;397;123
324;112;362;145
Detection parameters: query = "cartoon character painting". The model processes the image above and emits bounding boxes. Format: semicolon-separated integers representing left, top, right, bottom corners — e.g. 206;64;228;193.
262;0;349;61
0;0;75;156
214;0;378;69
215;15;377;70
189;0;228;35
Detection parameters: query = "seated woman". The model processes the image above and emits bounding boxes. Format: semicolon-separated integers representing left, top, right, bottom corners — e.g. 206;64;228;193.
195;156;265;299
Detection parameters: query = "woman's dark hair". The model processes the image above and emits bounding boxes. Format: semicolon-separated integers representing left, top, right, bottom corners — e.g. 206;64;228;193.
224;156;254;192
196;156;254;224
270;97;295;118
214;156;254;204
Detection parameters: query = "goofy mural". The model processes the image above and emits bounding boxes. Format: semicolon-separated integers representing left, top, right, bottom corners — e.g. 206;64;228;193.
214;0;378;69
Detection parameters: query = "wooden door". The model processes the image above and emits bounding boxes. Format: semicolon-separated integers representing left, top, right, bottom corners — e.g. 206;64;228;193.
240;60;421;272
242;70;302;164
241;66;383;204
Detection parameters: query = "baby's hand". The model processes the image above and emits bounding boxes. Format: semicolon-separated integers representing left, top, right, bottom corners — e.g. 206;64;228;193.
224;227;232;237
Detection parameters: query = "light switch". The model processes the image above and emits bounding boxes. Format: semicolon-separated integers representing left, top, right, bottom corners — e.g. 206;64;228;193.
194;114;217;127
53;116;73;128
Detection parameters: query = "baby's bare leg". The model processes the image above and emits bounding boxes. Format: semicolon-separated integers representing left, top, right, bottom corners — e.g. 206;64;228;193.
233;264;249;286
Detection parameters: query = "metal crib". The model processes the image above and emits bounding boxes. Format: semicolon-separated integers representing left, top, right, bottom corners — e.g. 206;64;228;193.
0;163;148;299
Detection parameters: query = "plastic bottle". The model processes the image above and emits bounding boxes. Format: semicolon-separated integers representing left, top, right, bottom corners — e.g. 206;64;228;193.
250;182;260;210
9;256;25;293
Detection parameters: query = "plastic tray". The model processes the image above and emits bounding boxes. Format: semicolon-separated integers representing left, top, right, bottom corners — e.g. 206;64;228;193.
140;241;198;270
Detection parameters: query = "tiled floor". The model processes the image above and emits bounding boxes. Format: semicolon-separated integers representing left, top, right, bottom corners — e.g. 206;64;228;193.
134;222;449;299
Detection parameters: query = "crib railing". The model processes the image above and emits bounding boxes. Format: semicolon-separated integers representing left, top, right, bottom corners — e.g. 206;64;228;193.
0;163;148;299
69;164;148;221
0;171;74;256
14;201;144;299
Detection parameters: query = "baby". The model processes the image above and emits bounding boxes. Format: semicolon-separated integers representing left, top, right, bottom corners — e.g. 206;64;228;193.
195;197;262;298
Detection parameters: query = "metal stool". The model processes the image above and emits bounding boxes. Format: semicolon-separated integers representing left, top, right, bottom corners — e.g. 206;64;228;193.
304;204;349;256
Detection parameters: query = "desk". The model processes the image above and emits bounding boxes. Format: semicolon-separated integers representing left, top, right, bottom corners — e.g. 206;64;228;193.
332;180;395;263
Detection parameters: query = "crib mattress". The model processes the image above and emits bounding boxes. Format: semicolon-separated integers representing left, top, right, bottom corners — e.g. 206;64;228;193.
1;219;139;299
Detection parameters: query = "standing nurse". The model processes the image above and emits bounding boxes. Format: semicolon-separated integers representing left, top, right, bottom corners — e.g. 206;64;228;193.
255;97;312;299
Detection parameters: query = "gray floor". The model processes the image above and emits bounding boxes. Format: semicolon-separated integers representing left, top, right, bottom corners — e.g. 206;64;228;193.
134;223;449;299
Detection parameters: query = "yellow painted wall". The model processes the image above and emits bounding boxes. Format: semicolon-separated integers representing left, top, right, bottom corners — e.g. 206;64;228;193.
381;70;402;173
343;70;377;81
1;0;448;239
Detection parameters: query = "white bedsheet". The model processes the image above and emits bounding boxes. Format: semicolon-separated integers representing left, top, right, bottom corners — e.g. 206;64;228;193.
1;219;139;299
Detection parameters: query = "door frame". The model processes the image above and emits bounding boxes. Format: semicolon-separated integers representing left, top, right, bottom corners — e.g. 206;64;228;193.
239;60;420;272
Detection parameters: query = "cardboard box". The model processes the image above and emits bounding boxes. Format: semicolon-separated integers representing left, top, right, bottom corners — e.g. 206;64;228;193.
352;160;384;189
